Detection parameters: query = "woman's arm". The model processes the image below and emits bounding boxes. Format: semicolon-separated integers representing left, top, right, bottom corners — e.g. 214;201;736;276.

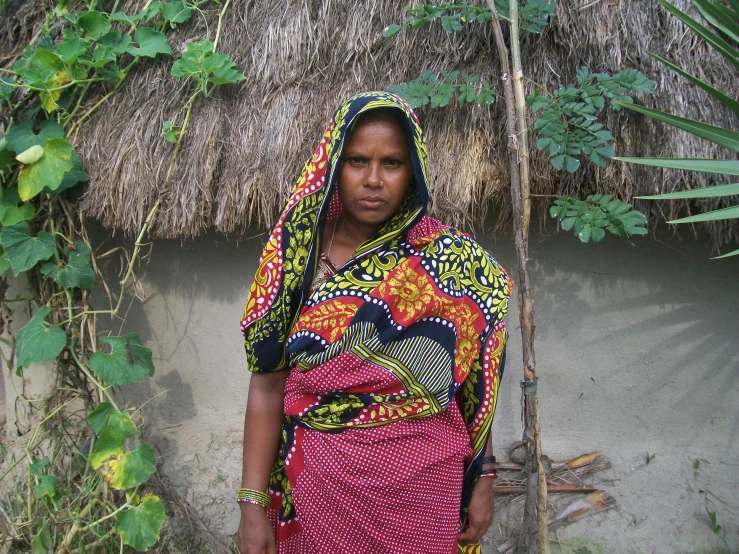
235;371;290;554
458;434;496;544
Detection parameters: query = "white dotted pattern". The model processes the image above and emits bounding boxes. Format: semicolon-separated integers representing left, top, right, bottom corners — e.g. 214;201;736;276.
276;404;472;553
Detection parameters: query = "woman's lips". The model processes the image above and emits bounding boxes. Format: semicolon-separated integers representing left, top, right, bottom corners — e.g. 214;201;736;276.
358;197;386;209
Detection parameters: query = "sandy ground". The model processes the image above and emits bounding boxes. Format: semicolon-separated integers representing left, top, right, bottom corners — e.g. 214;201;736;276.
2;222;737;553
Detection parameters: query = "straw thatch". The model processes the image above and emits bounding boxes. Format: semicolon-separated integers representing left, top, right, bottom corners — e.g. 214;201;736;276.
2;0;738;247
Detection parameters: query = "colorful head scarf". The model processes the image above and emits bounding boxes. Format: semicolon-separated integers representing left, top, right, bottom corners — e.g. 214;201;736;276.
241;91;512;515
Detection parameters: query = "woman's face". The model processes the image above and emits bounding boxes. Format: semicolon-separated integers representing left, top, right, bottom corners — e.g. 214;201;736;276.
337;116;413;236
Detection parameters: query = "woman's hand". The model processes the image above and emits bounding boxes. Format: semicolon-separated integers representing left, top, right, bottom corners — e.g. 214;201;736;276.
458;478;495;544
235;504;276;554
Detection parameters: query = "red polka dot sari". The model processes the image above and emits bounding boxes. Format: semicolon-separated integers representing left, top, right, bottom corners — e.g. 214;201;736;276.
242;93;512;554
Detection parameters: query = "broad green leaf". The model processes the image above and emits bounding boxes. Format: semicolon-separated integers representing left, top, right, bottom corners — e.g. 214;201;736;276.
15;306;66;368
616;101;739;152
56;34;90;64
77;11;111;40
115;494;166;551
211;66;246;86
30;457;50;475
659;0;739;70
4;120;45;153
616;157;739;175
647;50;739;116
0;188;35;226
89;333;155;386
125;27;171;58
31;527;52;554
0;223;55;274
88;402;115;434
110;11;138;25
0;248;10;275
383;24;403;38
637;183;739;200
89;402;137;437
668;205;739;224
98;31;133;55
16;145;44;164
160;1;193;23
36;475;59;498
17;138;74;201
41;240;95;288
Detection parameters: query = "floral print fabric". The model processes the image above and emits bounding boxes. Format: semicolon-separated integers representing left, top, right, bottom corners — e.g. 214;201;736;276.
241;92;512;551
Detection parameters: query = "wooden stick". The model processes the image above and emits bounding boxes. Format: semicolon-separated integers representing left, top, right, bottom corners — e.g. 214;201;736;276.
486;1;549;552
493;484;599;494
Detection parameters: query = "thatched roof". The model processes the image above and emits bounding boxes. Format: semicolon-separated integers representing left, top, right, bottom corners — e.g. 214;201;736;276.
2;0;738;247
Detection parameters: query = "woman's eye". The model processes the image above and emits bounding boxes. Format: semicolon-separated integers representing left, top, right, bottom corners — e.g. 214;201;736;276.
348;157;366;165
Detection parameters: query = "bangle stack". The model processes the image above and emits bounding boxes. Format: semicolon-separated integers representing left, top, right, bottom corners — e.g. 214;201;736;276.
479;454;498;479
237;488;270;509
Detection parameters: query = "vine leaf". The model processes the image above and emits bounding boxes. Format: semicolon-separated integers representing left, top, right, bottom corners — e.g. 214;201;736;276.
41;240;96;289
76;11;112;40
88;402;137;437
30;527;52;554
17;137;74;201
89;333;155;386
15;306;66;368
115;494;166;551
0;188;35;226
125;27;171;58
0;223;55;275
160;1;193;24
36;475;60;500
91;429;156;490
0;248;10;276
4;120;63;154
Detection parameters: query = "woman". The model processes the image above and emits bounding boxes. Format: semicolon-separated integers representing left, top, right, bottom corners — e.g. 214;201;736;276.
236;92;512;554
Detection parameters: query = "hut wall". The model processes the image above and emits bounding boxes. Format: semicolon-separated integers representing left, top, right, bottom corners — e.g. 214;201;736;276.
96;226;739;553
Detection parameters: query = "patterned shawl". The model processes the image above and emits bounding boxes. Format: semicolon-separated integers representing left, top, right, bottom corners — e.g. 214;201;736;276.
241;91;512;513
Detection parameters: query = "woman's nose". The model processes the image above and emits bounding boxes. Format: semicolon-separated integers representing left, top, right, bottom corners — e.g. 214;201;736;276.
366;164;382;187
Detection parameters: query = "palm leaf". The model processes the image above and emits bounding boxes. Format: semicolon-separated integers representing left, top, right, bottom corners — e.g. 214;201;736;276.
668;205;739;223
645;51;739;116
713;247;739;258
659;0;739;70
694;0;739;43
636;183;739;199
614;157;739;175
616;101;739;152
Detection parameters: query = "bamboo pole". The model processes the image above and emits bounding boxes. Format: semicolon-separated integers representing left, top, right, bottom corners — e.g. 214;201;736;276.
509;0;532;250
486;1;549;552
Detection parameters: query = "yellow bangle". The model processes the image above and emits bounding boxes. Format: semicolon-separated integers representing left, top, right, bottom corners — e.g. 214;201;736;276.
237;488;270;508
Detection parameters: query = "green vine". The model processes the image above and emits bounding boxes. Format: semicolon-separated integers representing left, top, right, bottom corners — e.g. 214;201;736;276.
0;1;243;551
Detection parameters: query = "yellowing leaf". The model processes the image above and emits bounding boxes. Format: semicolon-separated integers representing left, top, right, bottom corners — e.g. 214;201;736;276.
17;138;73;201
16;145;44;164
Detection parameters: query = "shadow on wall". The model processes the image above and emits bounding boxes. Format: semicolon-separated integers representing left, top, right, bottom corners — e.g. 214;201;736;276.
482;221;738;459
